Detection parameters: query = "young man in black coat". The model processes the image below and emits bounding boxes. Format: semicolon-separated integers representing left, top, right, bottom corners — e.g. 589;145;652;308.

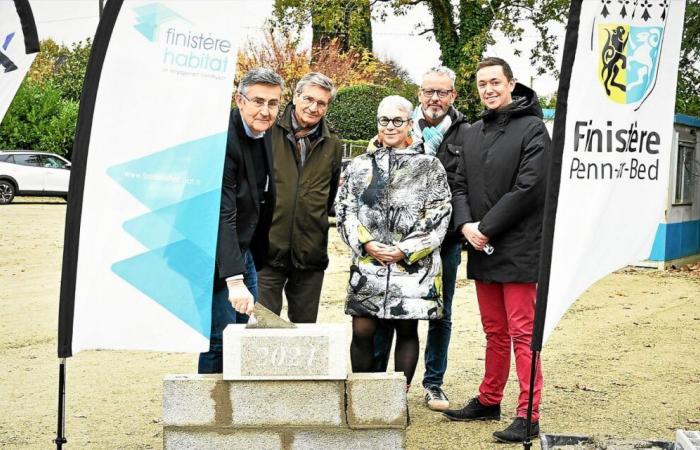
443;57;550;443
198;68;284;374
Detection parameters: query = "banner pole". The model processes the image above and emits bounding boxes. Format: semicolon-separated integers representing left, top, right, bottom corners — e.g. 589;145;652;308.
54;358;67;449
522;350;540;450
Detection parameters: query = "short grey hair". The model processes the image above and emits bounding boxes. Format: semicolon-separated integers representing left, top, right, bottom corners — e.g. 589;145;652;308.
295;72;336;102
237;68;285;95
422;66;456;89
377;95;413;118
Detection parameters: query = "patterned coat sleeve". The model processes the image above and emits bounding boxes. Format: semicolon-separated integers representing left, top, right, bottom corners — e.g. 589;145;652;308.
335;158;375;257
396;158;452;264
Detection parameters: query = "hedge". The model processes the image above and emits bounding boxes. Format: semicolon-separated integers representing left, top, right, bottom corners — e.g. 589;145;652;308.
326;84;394;140
0;80;78;156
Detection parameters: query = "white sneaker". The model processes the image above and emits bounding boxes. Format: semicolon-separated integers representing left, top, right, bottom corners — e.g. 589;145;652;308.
424;385;449;411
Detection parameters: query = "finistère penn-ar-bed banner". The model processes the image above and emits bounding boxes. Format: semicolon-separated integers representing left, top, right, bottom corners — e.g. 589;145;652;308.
58;0;241;357
0;0;39;122
535;0;687;346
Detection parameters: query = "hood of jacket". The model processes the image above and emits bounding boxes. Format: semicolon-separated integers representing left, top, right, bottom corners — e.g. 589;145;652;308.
481;82;543;125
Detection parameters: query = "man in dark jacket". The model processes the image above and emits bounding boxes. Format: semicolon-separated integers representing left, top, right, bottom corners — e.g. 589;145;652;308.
442;57;550;443
256;72;343;323
373;66;471;412
198;68;284;374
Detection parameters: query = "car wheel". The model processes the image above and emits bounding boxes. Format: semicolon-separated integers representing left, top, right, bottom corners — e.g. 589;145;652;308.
0;180;15;204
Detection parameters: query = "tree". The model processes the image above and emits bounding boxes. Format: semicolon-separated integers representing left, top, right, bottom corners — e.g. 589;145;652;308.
274;0;570;119
677;1;700;117
0;39;89;155
378;0;570;119
0;80;78;156
273;0;373;54
26;38;92;102
236;30;416;105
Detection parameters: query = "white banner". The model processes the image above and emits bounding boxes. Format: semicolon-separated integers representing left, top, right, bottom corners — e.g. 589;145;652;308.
543;0;686;343
67;1;240;354
0;0;38;123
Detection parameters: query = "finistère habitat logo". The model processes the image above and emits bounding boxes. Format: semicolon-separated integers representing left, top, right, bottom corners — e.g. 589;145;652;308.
132;2;232;74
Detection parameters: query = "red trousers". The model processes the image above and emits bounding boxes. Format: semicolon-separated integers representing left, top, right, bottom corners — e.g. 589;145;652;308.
475;281;543;422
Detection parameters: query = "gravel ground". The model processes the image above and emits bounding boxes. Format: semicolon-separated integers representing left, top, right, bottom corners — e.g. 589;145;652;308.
1;199;698;449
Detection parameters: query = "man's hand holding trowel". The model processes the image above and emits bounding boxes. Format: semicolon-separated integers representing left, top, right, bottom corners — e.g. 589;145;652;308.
227;278;295;328
226;276;255;315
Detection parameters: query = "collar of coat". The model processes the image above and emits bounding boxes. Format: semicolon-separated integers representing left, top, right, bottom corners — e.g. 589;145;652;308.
366;139;425;156
278;103;335;139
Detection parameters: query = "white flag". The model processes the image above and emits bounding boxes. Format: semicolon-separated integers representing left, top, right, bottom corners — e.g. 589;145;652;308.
59;1;242;355
540;0;687;343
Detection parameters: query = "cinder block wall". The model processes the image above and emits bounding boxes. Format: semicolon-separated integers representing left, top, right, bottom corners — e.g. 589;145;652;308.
163;373;407;450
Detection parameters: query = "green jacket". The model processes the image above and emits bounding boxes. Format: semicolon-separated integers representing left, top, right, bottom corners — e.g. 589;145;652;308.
267;104;344;271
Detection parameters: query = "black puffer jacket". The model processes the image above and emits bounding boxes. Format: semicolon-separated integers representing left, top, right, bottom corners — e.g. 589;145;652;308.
434;107;470;243
451;83;550;283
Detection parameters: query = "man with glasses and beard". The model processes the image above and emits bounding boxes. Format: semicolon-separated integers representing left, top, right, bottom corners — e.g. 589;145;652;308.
198;68;284;374
373;66;471;412
257;72;343;323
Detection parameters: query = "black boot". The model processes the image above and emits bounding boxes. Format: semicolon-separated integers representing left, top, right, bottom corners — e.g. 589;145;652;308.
442;396;501;421
492;417;539;443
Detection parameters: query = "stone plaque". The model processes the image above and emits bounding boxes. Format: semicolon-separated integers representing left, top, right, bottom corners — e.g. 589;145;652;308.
222;324;348;380
240;335;329;377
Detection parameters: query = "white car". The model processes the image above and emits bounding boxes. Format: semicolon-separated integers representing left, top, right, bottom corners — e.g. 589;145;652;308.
0;151;71;204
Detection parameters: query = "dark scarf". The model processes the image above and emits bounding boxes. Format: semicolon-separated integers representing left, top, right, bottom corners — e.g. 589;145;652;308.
290;110;321;167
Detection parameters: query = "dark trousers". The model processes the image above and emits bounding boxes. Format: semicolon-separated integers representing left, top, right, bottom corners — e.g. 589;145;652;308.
256;266;324;323
198;250;257;374
372;242;462;387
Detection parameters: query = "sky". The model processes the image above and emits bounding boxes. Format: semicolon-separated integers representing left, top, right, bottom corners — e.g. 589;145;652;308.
26;0;563;96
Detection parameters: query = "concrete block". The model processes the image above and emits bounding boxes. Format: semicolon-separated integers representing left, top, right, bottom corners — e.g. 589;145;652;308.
223;324;347;380
229;380;346;427
676;430;700;449
346;372;407;429
163;375;231;427
164;428;282;450
290;429;405;450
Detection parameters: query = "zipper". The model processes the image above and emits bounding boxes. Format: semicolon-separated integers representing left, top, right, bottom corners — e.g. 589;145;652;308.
286;132;300;268
383;150;393;317
288;131;325;268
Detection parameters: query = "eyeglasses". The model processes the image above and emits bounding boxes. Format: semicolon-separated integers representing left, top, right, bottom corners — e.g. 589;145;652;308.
377;116;410;127
420;88;454;99
299;95;329;110
240;93;280;110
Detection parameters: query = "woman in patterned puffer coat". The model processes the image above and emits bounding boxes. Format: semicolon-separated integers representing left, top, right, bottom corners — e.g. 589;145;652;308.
335;95;452;389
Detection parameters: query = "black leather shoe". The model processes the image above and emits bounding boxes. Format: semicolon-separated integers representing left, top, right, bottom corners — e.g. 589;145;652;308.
442;396;501;421
492;417;539;443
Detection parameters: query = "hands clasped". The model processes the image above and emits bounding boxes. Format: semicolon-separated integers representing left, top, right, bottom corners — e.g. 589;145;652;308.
363;241;405;265
462;222;489;251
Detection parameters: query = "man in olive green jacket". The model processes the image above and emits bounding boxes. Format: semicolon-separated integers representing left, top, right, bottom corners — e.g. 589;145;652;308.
257;72;344;323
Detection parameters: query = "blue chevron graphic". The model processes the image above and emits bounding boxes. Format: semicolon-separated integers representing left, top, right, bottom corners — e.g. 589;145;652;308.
111;239;213;337
133;3;185;42
106;133;226;211
2;32;15;51
122;190;221;259
107;133;227;338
